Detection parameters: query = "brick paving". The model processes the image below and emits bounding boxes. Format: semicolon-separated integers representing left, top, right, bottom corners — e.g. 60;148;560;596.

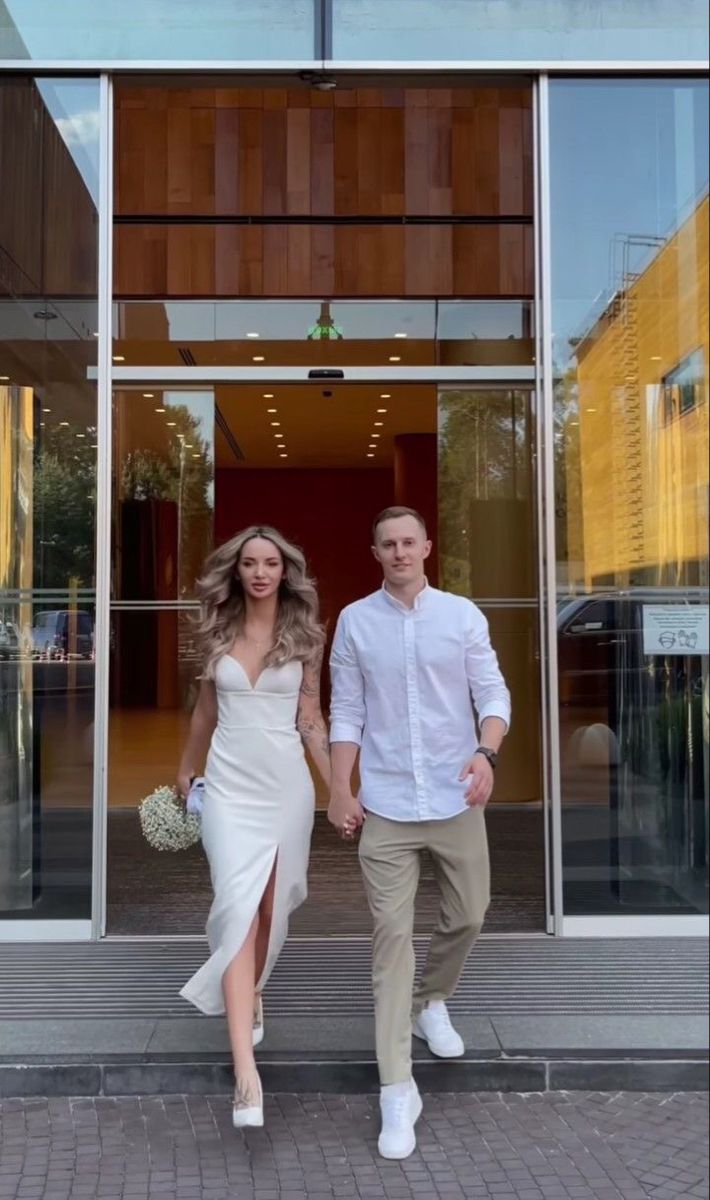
0;1092;707;1200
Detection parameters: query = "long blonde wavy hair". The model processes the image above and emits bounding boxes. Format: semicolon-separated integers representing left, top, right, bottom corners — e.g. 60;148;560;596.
196;525;325;679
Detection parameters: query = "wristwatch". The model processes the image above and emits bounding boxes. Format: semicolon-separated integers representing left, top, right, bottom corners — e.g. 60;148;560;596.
474;746;498;770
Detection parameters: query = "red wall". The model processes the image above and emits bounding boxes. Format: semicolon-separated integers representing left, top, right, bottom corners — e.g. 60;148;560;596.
215;468;394;639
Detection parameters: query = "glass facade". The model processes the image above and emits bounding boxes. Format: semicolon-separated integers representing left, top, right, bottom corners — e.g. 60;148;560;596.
332;0;708;62
0;2;314;61
0;76;100;922
550;78;709;917
0;4;707;938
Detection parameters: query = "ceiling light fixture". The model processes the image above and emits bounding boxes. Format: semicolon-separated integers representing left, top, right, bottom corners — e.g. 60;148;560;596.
377;408;387;413
380;394;391;399
143;393;154;399
389;356;401;362
263;393;274;399
76;433;85;438
274;433;284;439
155;407;166;413
367;453;375;458
59;421;69;427
371;433;381;439
270;421;281;426
166;421;177;427
252;355;265;362
394;332;408;339
192;453;200;459
246;332;260;339
112;355;125;362
279;453;288;459
42;407;51;413
374;421;384;426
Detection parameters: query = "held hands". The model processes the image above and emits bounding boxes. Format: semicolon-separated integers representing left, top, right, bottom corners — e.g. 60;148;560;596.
328;788;365;841
459;753;494;807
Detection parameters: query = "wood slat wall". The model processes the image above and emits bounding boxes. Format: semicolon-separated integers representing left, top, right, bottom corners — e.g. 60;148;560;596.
115;85;534;299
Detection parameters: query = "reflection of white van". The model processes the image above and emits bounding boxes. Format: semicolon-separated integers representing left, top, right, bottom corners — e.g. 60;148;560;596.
31;610;93;659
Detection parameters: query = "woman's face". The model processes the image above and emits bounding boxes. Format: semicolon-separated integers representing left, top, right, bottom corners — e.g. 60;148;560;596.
236;537;284;601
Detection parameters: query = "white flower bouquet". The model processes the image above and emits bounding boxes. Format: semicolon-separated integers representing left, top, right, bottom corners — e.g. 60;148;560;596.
138;784;202;852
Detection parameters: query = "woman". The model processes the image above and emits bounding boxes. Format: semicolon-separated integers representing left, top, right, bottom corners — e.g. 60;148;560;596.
177;526;330;1128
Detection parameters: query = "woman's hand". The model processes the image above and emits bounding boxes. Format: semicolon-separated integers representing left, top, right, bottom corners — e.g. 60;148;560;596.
176;770;193;800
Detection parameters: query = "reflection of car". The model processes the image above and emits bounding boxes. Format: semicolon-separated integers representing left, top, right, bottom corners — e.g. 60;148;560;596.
31;610;94;660
557;591;706;707
0;620;20;660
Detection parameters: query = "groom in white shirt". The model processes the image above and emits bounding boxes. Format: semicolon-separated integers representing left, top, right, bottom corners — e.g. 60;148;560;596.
328;506;510;1161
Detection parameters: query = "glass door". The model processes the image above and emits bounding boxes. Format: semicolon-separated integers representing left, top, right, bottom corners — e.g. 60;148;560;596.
105;377;545;936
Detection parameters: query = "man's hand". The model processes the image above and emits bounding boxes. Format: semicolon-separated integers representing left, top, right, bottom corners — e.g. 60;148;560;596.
459;753;494;807
328;788;365;840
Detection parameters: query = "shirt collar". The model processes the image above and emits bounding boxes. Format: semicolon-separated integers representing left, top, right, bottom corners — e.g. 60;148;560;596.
381;578;430;613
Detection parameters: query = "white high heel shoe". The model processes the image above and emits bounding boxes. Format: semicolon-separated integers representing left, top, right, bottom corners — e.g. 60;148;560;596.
252;994;264;1048
232;1072;264;1129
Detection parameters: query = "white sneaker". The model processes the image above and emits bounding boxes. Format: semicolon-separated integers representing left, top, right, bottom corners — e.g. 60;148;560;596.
413;1001;465;1058
378;1080;423;1160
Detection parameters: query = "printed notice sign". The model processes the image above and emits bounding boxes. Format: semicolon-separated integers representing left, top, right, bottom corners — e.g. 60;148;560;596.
642;605;709;656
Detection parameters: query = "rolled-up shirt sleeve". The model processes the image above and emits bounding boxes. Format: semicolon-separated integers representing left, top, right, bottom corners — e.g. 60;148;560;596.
329;612;366;745
464;606;512;732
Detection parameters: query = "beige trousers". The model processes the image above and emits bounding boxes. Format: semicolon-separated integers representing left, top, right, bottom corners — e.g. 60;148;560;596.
358;806;490;1085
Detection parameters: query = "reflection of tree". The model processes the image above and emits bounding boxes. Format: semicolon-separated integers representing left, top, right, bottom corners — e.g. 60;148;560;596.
438;391;530;596
33;425;96;588
119;404;213;598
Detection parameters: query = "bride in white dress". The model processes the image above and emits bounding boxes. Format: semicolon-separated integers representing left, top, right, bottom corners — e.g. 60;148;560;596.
176;526;330;1128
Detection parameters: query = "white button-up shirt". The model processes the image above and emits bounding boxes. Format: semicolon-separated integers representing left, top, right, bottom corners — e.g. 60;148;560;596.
329;583;511;822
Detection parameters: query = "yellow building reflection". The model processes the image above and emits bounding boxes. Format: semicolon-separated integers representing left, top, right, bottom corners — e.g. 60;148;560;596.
568;194;708;589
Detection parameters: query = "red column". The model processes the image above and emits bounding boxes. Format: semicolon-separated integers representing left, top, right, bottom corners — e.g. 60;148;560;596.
393;433;438;585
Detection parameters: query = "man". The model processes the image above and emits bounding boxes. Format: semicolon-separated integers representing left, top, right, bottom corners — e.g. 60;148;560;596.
328;506;510;1161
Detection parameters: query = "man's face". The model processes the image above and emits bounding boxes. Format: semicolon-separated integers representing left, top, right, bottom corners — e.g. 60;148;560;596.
372;515;431;587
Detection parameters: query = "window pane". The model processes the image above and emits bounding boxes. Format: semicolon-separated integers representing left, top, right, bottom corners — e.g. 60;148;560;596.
1;1;314;61
333;0;708;62
112;390;215;602
0;77;99;921
550;78;709;917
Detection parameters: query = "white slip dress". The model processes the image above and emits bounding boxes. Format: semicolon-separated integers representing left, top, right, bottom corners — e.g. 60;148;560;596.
180;655;315;1016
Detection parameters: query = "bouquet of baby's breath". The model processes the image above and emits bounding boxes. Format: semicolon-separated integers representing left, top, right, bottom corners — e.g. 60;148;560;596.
138;785;201;852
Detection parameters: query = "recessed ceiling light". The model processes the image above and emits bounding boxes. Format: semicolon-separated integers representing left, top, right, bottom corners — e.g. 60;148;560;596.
263;393;274;399
279;454;288;459
143;393;154;399
155;407;166;413
112;355;125;362
91;443;98;448
369;443;377;448
267;408;278;413
367;453;375;458
192;453;200;459
586;407;597;413
651;355;662;361
252;355;265;362
39;421;45;427
246;332;260;339
274;433;284;439
42;407;51;413
569;420;579;426
371;433;381;438
184;443;193;449
270;421;281;426
166;421;177;427
374;421;384;426
389;356;401;362
377;408;387;413
0;375;9;382
394;332;408;339
59;421;69;427
380;394;391;399
76;433;85;439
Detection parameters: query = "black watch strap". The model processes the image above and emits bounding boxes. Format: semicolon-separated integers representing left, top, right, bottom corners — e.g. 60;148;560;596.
474;746;498;770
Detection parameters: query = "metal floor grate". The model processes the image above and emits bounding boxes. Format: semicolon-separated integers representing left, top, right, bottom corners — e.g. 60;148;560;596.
1;937;707;1018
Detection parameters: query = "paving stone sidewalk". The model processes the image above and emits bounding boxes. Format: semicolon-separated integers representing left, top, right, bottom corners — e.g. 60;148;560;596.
0;1091;707;1200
